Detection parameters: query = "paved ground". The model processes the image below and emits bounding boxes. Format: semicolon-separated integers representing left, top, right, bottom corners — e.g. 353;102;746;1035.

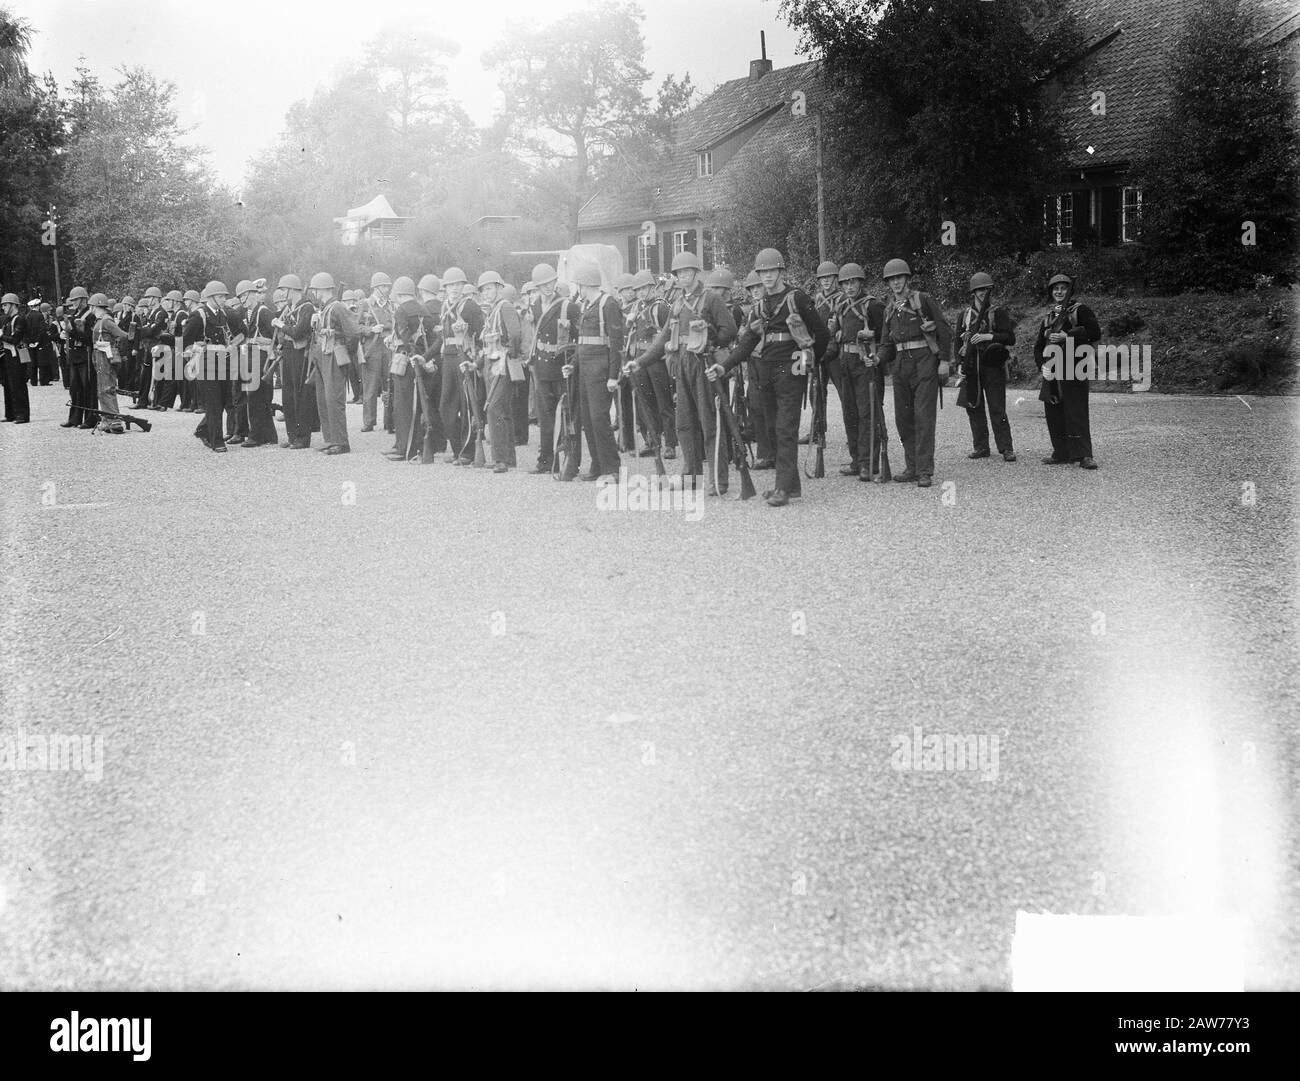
1;382;1297;989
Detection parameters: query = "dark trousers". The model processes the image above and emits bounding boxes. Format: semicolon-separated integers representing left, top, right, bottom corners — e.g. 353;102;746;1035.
246;378;277;444
439;351;470;458
57;344;71;389
226;382;250;440
748;358;775;460
616;377;637;451
758;354;807;496
1044;377;1092;460
392;364;418;455
311;350;350;449
35;342;57;385
577;348;619;477
633;357;677;450
967;362;1013;455
534;376;562;469
68;360;95;426
512;369;530;445
2;349;30;420
892;347;939;477
845;356;889;471
135;348;153;403
675;350;724;484
824;354;859;464
485;366;517;466
412;363;445;456
281;348;317;444
193;378;231;447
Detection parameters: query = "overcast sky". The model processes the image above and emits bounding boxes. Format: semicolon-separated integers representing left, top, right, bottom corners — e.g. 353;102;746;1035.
11;0;809;190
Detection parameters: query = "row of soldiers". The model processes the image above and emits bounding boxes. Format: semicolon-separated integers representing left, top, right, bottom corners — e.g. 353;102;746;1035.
3;253;1100;502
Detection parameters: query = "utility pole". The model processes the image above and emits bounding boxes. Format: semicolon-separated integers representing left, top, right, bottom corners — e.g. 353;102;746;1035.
42;205;62;301
814;112;827;264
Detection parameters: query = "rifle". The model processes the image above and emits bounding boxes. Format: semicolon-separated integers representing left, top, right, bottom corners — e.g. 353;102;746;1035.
803;357;826;479
1043;303;1070;405
714;377;756;500
552;350;578;480
461;370;487;467
956;296;990;411
79;406;152;432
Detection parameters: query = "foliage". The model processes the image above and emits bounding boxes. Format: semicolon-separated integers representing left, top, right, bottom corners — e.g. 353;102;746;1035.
1131;0;1300;291
714;147;819;277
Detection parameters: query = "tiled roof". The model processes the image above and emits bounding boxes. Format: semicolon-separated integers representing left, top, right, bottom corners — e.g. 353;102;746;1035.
579;60;823;230
1056;0;1296;170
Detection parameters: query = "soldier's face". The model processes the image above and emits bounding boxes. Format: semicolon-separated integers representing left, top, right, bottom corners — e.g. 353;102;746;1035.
373;286;391;303
819;276;837;292
887;275;908;297
759;268;781;292
539;281;555;299
747;286;763;303
844;280;863;299
973;287;991;305
446;283;464;302
1051;284;1069;303
636;286;652;302
619;288;635;305
676;269;699;291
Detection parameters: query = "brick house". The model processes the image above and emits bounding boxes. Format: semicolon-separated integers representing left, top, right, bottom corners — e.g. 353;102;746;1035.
576;54;823;274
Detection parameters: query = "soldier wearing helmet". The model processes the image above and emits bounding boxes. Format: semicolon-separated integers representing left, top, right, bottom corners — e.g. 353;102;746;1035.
270;274;318;448
620;267;677;465
306;271;359;455
1033;272;1100;469
705;247;828;507
737;269;775;468
85;292;131;433
564;261;626;485
381;274;433;462
180;281;234;451
220;285;252;446
831;263;890;482
1;292;31;423
812;260;856;470
524;262;581;476
239;279;279;447
178;289;204;412
629;250;736;494
142;289;179;410
130;288;159;405
956;271;1017;464
475;270;522;473
61;286;98;429
437;267;485;465
876;257;953;489
356;271;394;434
610;272;641;453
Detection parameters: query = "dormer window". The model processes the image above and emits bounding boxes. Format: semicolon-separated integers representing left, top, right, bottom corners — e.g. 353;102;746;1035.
697;150;713;177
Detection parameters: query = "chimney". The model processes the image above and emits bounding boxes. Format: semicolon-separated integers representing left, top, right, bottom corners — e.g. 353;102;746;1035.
749;31;773;81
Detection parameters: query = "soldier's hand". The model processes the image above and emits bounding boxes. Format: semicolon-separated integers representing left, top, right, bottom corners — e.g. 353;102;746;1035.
561;363;574;378
705;363;726;382
920;319;936;333
459;360;472;374
622;361;638;376
605;379;619;393
973;332;994;344
1048;331;1066;344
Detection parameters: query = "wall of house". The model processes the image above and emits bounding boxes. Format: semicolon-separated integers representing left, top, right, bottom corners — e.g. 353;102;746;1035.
578;218;717;274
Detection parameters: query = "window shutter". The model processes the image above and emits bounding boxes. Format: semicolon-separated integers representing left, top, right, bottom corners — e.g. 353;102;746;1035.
627;235;638;274
648;241;658;273
1072;188;1092;248
685;230;698;255
1042;196;1057;246
1099;186;1121;247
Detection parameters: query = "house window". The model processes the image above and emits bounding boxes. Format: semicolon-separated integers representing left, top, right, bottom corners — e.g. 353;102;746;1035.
712;234;727;269
1122;186;1142;243
1043;193;1073;247
697;151;713;177
637;234;652;272
672;231;689;257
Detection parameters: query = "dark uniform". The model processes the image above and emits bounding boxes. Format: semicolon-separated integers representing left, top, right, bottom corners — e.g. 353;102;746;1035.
1034;279;1101;465
387;287;425;459
817;283;859;466
277;293;318;449
310;294;360;452
63;294;97;429
224;300;251;443
182;297;232;450
625;289;677;458
479;290;521;470
717;280;827;500
957;289;1017;459
438;287;484;463
572;285;626;480
412;293;445;458
832;269;890;479
90;305;130;432
876;278;953;482
527;285;580;474
242;296;279;446
23;302;52;386
1;298;31;423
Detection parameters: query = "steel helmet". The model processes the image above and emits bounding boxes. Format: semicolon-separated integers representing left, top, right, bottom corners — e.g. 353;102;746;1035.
632;269;655;289
441;266;468;285
370;271;393;289
572;262;602;288
837;262;866;282
144;286;163;299
68;286;89;301
183;288;201;302
417;273;441;294
234;279;253;297
670;251;701;272
309;272;335;291
202;280;229;300
477;270;504;288
882;258;912;279
88;292;109;308
530;263;557;286
277;273;303;291
503;284;518;302
815;260;840;279
706;268;735;289
392;276;416;298
165;289;183;302
121;295;136;307
743;270;761;289
754;248;785;272
614;272;637;291
1;292;19;306
969;272;994;292
1047;272;1074;291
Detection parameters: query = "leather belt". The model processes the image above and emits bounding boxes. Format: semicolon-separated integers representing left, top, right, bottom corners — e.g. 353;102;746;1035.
842;343;863;356
577;336;607;346
536;343;560;354
896;338;929;350
764;332;793;342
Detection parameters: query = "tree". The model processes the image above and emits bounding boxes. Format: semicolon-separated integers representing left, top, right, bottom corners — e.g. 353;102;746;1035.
0;7;63;296
485;0;651;240
1132;0;1299;290
714;147;819;279
59;66;238;291
780;0;1080;262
